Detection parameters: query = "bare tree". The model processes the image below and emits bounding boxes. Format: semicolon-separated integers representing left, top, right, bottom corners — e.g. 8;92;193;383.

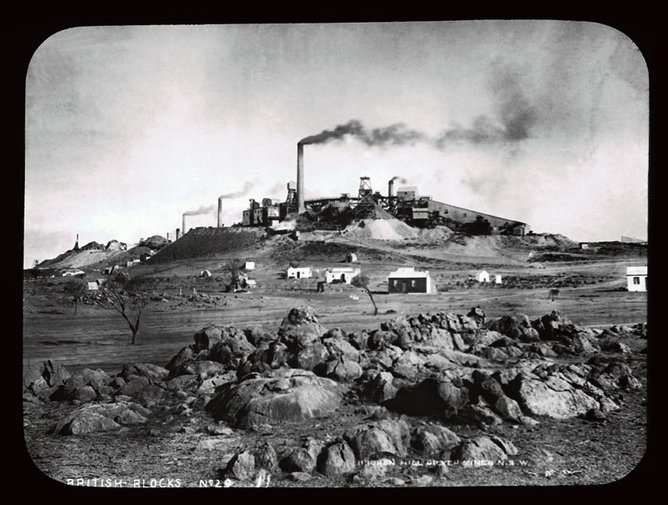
100;276;147;345
63;278;87;315
352;274;378;316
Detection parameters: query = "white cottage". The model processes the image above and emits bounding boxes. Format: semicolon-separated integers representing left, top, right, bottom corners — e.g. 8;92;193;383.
287;266;312;279
475;270;490;283
626;266;647;292
325;267;360;284
387;267;434;294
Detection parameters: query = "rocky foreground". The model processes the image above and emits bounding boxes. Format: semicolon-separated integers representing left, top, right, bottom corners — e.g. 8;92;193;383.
23;307;646;488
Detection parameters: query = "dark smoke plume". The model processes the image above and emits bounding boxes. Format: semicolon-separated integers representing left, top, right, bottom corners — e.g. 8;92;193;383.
219;182;254;199
183;205;215;216
390;176;407;183
436;64;538;148
299;120;426;147
301;65;537;151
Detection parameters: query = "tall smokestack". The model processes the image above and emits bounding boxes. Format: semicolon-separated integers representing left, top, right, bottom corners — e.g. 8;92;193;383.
176;228;180;240
182;214;187;237
167;232;170;241
297;143;305;214
388;179;394;199
217;197;224;227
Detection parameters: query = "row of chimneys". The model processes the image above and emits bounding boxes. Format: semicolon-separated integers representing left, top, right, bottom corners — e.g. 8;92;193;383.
172;144;399;241
175;196;225;241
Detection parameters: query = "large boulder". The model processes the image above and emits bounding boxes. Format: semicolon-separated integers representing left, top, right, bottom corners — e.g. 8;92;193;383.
410;423;461;455
451;435;518;462
193;326;223;351
289;341;330;370
206;369;343;428
165;346;200;377
317;440;357;476
124;362;169;380
508;372;599;419
238;341;289;376
384;377;470;419
253;442;279;471
225;450;256;481
53;401;151;435
24;360;72;400
316;358;363;382
486;315;540;342
280;448;316;473
362;371;397;404
278;307;327;351
343;419;410;460
321;329;360;362
208;328;256;369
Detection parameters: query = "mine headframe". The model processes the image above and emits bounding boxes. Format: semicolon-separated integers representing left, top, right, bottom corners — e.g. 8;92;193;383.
358;176;373;199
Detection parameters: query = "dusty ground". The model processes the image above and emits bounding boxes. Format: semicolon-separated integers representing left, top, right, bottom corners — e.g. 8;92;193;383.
22;232;649;489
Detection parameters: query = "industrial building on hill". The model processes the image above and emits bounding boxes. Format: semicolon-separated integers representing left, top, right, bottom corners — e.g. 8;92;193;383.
237;175;528;235
178;140;529;236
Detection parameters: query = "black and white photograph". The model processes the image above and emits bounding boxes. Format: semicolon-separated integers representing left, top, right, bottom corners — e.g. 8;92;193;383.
22;19;650;489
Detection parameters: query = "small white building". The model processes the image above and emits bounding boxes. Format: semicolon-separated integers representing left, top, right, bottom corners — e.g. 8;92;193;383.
86;281;99;291
494;274;503;285
244;261;255;271
287;266;312;279
325;267;361;284
62;270;85;277
345;253;358;263
388;267;434;294
475;270;490;283
626;266;647;292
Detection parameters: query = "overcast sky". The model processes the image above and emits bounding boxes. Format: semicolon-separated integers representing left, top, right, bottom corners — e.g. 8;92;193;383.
24;21;649;268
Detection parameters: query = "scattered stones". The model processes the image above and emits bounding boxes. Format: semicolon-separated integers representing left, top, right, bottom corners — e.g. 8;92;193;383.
206;423;234;436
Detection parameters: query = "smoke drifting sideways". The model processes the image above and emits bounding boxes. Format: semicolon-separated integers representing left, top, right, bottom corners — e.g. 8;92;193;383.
182;182;256;218
299;65;539;150
299;120;427;147
219;181;255;200
183;205;216;216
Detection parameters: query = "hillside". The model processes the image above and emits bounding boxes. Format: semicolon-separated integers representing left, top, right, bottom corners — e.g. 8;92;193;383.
147;227;266;263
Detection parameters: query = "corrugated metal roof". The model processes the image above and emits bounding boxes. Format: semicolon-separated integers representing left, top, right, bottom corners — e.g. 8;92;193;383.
626;266;647;276
388;267;430;278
